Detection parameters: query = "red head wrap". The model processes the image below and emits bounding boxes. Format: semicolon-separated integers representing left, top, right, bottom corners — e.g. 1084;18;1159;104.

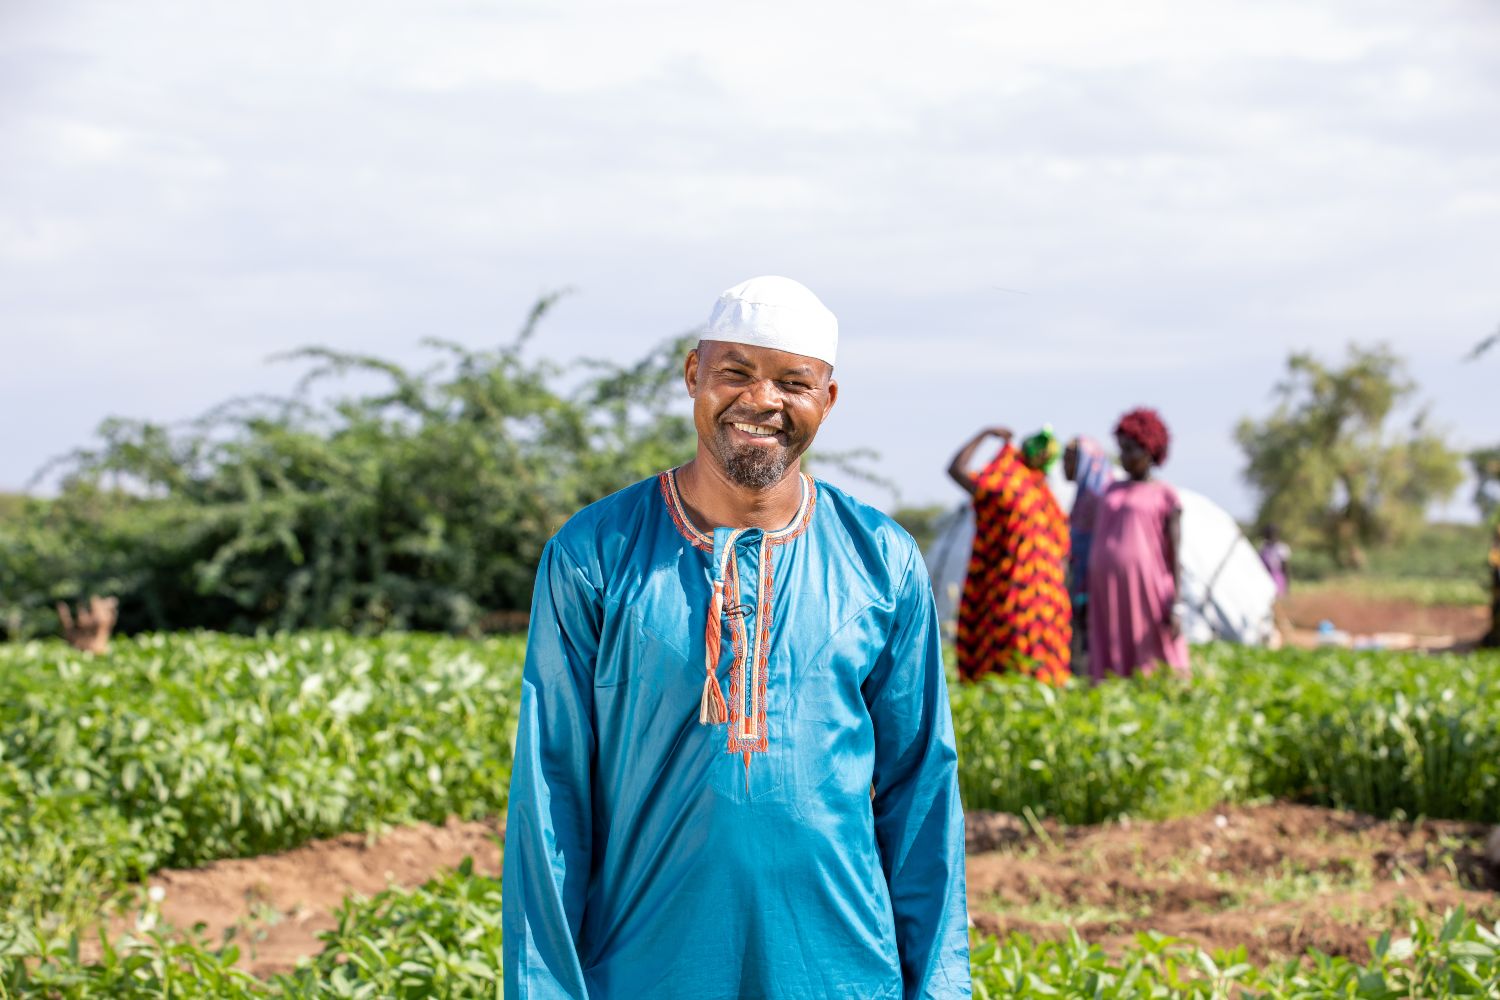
1115;408;1170;465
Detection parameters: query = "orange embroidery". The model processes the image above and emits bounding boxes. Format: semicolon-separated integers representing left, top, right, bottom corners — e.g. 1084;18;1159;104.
656;469;816;761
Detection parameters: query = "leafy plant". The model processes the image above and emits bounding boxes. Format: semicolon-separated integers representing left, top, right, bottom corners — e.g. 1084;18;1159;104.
275;858;503;999
953;645;1500;825
0;633;523;935
968;910;1500;998
6;870;1498;998
5;633;1500;992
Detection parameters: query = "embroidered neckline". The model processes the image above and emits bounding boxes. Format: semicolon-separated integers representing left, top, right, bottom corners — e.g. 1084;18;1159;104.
658;467;816;551
659;466;817;777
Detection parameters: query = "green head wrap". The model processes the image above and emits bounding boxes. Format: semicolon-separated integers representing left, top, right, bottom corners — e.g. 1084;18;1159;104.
1021;426;1060;473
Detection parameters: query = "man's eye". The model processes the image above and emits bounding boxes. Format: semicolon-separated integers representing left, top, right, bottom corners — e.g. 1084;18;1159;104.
780;381;809;391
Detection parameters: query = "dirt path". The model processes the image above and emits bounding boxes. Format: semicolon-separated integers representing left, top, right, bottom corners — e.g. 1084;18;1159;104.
967;803;1499;963
114;817;503;977
1279;591;1488;648
116;804;1497;978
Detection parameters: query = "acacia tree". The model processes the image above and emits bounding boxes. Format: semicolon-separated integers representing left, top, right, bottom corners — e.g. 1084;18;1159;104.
1235;344;1462;568
1;299;700;636
2;302;890;638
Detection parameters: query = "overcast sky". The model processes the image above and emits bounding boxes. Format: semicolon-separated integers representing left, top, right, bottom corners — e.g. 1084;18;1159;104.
3;0;1496;520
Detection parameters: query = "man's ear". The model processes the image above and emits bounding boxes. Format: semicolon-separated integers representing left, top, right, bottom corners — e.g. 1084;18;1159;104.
684;348;700;398
823;378;839;418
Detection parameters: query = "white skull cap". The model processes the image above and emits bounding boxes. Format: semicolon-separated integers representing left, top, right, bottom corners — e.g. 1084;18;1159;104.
706;276;838;367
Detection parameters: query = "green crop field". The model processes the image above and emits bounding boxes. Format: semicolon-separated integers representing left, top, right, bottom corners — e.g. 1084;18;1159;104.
1289;522;1491;588
1294;575;1489;608
3;634;1499;997
952;645;1500;825
7;871;1497;998
0;633;525;934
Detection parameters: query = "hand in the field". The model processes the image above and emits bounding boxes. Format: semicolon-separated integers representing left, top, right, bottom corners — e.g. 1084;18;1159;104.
57;595;118;654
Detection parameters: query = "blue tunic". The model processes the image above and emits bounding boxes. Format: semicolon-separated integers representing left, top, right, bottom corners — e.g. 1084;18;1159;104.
503;470;971;999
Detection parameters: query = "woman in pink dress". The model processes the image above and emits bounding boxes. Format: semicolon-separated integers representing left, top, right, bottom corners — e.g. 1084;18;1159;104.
1087;408;1189;680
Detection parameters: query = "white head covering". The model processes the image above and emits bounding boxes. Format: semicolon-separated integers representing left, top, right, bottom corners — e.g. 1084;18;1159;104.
706;276;838;367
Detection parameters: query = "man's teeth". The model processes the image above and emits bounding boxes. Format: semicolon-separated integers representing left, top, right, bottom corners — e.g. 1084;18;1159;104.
732;422;777;437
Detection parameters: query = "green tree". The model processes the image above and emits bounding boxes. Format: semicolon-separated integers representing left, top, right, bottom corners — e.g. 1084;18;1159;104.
1235;344;1463;568
1;300;700;637
892;504;950;553
1466;324;1500;524
1;302;894;639
1471;446;1500;522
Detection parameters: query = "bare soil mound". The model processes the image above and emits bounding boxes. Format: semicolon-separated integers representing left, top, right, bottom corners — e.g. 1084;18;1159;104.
967;802;1500;963
111;817;503;977
1280;590;1487;646
114;803;1497;977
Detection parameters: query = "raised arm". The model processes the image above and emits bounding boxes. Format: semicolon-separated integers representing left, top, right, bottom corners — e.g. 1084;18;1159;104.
503;540;601;999
862;549;971;999
946;426;1012;496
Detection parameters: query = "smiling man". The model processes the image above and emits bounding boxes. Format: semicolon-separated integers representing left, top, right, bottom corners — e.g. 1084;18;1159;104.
503;276;971;999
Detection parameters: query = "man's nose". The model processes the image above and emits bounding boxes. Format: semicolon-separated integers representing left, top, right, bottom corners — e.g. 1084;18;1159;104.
740;377;784;410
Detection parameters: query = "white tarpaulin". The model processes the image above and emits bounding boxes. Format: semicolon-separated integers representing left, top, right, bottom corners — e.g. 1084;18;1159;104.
924;474;1277;645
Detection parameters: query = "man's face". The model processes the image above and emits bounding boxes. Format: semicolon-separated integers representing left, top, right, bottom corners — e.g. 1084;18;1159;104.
1062;443;1079;482
685;340;838;490
1116;432;1152;479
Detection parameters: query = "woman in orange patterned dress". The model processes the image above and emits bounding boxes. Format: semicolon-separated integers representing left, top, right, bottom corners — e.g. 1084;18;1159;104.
947;426;1072;684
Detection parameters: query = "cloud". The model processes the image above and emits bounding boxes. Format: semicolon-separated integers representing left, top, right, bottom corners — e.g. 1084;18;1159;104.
2;0;1498;515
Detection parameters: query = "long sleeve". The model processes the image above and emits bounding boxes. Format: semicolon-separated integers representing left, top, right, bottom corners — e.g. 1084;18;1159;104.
503;540;601;1000
863;548;972;999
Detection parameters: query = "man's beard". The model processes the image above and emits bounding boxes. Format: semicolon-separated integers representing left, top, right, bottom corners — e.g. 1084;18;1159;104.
713;426;796;490
723;443;791;490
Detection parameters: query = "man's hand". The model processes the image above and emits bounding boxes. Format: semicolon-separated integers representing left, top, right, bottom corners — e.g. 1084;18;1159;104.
57;595;118;654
